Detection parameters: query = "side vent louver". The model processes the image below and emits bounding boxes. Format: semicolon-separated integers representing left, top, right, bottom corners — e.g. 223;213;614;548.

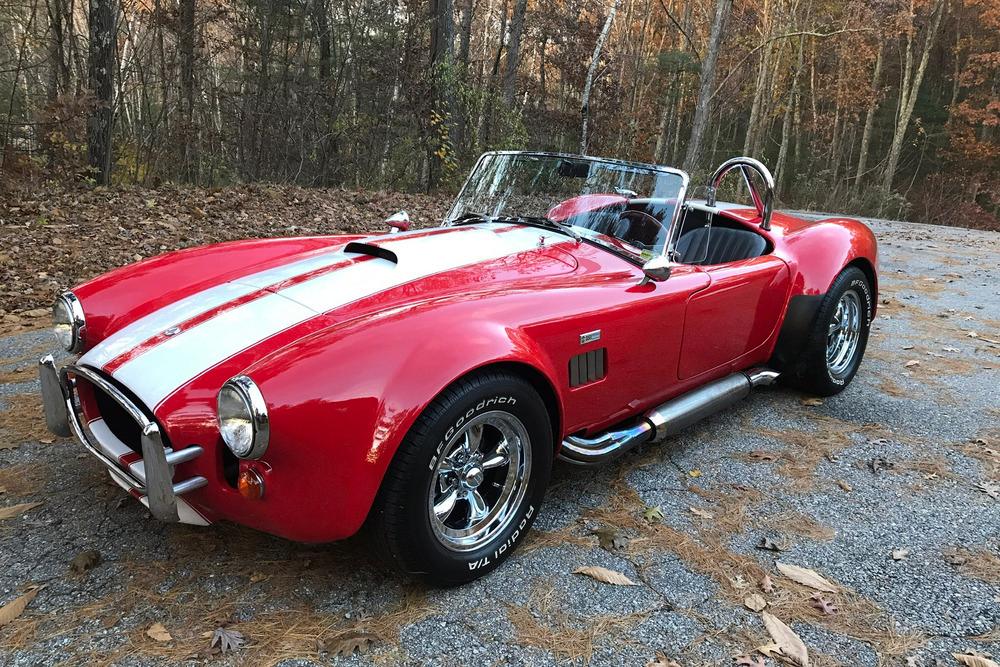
569;348;606;387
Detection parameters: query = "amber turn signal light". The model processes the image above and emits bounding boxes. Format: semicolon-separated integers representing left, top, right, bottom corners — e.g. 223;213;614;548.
238;468;265;500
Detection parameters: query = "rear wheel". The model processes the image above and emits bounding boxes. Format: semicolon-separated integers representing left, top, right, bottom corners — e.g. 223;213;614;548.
370;370;552;585
788;266;873;396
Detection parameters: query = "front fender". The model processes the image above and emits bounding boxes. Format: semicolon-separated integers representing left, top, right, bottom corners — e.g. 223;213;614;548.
244;302;563;542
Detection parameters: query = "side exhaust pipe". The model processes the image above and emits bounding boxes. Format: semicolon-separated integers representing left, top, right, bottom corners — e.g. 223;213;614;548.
559;368;780;465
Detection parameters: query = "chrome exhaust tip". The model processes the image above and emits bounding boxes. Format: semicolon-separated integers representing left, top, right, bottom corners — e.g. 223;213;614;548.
558;367;779;466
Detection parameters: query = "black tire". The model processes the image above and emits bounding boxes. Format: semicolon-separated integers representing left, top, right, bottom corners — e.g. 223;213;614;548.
787;266;873;396
369;370;553;585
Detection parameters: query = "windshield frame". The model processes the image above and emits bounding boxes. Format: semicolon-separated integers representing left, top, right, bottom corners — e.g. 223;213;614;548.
443;151;691;263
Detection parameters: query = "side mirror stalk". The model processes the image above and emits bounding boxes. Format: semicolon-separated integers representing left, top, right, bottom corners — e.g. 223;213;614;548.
640;256;672;286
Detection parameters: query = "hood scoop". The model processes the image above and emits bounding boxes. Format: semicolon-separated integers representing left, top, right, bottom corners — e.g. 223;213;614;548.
344;241;398;264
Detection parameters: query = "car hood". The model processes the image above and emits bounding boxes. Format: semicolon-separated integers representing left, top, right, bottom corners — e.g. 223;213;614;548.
76;223;577;411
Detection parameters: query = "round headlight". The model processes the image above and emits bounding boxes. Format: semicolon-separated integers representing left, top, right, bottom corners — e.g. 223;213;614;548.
53;292;85;353
217;375;269;459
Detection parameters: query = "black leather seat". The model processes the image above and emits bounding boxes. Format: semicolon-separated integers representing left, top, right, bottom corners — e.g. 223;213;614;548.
675;226;767;265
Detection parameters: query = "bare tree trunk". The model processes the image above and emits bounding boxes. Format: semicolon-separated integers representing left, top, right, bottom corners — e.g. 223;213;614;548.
429;0;456;186
501;0;526;105
654;73;676;162
458;0;475;69
881;0;946;196
775;34;804;196
854;40;883;191
682;0;731;172
580;0;619;154
314;0;331;80
46;0;66;101
743;0;771;156
179;0;196;181
87;0;117;184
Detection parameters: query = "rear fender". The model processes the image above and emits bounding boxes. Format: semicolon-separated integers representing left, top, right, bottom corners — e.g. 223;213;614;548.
770;217;878;369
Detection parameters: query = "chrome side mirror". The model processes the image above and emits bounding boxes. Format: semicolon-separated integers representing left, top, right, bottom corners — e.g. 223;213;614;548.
385;210;410;233
640;256;672;286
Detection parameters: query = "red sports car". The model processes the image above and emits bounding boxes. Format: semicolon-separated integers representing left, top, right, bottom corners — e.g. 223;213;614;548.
39;152;877;583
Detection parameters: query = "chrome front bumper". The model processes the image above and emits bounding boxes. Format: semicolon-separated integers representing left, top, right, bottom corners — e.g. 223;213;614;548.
38;355;207;522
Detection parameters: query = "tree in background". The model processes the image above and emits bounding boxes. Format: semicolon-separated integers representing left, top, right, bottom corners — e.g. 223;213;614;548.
0;0;996;229
86;0;115;184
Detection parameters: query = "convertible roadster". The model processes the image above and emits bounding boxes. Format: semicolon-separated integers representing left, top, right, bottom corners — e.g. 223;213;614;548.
39;151;877;583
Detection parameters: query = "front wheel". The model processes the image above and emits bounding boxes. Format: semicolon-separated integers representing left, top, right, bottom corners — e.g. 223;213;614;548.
788;266;873;396
369;370;552;584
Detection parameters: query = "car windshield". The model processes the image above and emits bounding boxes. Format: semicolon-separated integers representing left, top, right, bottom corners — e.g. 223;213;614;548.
444;152;689;261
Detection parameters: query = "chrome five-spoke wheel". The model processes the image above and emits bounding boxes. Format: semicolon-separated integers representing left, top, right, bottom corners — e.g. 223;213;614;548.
827;289;862;378
428;411;531;552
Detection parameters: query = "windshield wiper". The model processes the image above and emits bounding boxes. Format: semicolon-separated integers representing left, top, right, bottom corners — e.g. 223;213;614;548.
450;212;494;226
495;215;581;241
450;212;580;241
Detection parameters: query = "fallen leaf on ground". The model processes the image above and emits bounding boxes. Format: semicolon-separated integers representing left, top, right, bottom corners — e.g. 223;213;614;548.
0;502;42;521
689;506;714;520
761;574;774;593
869;456;893;474
0;586;41;627
809;592;838;615
800;397;823;406
762;612;810;667
331;632;376;657
591;526;628;550
904;360;920;367
757;643;784;660
744;594;767;612
775;562;838;592
756;536;786;552
146;622;172;642
69;549;101;574
735;654;767;667
210;627;245;654
953;653;1000;667
688;469;702;478
836;480;852;492
645;653;681;667
573;566;637;586
976;481;999;500
643;505;664;522
892;548;910;561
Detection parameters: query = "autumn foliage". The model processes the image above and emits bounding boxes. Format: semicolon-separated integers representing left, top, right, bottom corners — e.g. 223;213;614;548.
0;0;997;229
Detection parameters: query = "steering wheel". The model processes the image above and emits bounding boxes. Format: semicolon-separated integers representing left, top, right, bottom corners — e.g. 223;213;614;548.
613;209;671;250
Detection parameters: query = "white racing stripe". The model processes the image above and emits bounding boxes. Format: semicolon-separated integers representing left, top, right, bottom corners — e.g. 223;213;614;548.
79;246;350;369
88;224;563;410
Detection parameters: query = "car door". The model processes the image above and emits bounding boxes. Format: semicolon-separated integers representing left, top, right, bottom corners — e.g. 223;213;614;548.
534;253;710;436
677;255;791;380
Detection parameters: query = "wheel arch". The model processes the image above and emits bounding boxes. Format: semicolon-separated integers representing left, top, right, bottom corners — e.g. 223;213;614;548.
845;256;878;316
453;360;563;451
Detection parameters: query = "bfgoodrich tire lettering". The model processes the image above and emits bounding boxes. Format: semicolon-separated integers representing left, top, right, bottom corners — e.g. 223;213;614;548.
370;370;552;585
788;266;873;396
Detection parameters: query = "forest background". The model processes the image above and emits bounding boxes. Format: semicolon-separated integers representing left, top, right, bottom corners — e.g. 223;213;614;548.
1;0;998;230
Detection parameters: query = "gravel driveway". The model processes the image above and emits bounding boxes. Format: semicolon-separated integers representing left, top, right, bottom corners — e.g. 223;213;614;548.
1;215;998;667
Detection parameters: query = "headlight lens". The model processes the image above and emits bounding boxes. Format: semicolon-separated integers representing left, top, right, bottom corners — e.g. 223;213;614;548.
52;292;85;352
217;376;269;459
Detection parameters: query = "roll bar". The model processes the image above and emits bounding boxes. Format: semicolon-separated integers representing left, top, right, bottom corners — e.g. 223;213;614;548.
705;157;775;231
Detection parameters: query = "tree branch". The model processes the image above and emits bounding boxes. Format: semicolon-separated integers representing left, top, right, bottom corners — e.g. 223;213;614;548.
656;0;701;59
710;27;873;101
